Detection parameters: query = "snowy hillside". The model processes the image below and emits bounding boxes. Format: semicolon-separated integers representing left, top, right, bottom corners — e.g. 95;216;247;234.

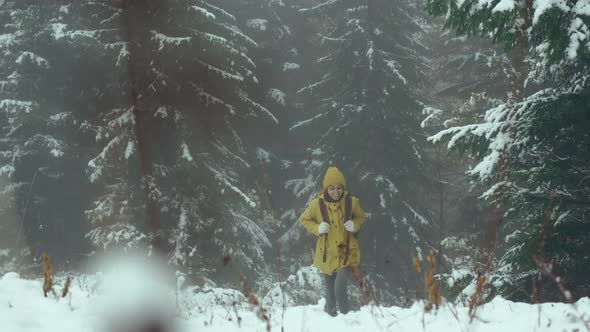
1;268;589;332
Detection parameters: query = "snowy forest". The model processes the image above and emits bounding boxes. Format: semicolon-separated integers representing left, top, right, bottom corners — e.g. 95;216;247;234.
0;0;589;330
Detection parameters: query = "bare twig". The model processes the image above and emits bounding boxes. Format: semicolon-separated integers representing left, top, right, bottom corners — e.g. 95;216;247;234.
42;252;54;297
61;276;72;298
534;257;590;332
468;273;486;322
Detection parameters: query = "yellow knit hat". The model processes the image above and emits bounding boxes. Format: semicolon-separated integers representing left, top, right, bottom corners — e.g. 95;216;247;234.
322;167;346;190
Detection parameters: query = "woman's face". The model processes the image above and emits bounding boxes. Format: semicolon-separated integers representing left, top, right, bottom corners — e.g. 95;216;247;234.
326;183;344;201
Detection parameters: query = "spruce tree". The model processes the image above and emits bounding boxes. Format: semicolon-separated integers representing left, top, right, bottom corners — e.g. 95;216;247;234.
76;0;277;288
0;1;90;272
420;21;511;301
292;0;434;303
425;0;590;301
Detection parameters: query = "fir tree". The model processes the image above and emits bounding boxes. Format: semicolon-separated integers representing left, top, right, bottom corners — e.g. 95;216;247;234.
77;0;277;288
425;0;590;301
0;1;90;271
291;0;434;303
420;21;511;301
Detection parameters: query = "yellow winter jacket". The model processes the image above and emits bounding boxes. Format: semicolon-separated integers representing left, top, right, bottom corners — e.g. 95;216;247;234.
300;192;367;275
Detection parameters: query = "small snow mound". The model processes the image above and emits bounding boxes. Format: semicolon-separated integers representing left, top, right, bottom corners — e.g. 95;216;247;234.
1;272;19;280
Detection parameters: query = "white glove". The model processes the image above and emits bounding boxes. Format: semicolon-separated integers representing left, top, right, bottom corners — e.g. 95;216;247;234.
318;222;330;234
344;219;355;232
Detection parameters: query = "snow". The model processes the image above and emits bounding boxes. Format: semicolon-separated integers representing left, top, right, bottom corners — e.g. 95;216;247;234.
49;112;71;122
190;29;256;69
181;143;193;162
299;0;339;13
99;12;121;27
15;52;49;68
125;140;135;159
427;101;515;182
492;0;515;12
574;0;590;15
211;140;250;168
403;201;430;225
554;210;571;226
566;17;588;59
238;92;279;124
285;173;317;198
197;59;244;82
282;62;300;71
385;59;407;85
0;164;15;177
0;99;37;113
0;33;16;48
246;19;268;31
88;135;125;183
268;88;286;106
151;31;191;51
206;164;257;208
50;23;68;39
32;135;64;158
228;209;272;250
256;147;271;163
115;43;130;68
379;193;386;208
190;6;216;21
201;3;236;22
3;267;590;332
170;207;190;266
367;41;375;71
297;77;333;95
217;23;258;48
155;106;168;118
86;223;148;250
290;112;329;131
421;106;444;128
532;0;569;25
375;175;399;193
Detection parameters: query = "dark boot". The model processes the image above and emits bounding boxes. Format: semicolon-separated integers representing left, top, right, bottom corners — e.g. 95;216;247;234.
335;268;350;314
323;273;337;316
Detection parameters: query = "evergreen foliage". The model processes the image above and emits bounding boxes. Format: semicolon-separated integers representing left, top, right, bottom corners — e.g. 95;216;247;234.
0;0;278;289
82;0;276;287
1;0;588;305
292;0;435;303
0;1;90;271
425;0;590;301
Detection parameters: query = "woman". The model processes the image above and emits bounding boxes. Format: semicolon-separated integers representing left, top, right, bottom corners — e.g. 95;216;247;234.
300;166;367;316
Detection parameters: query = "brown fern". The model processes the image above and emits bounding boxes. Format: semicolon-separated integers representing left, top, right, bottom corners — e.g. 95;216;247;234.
61;276;71;298
42;252;54;297
243;283;270;332
412;256;422;273
535;257;590;332
425;252;441;311
469;273;486;321
414;253;441;312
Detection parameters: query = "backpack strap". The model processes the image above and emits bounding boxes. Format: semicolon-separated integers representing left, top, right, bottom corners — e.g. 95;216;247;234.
343;193;353;266
344;193;352;221
318;197;330;263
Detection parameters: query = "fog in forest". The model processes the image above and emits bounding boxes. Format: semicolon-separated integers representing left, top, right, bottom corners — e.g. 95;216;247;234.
0;0;589;316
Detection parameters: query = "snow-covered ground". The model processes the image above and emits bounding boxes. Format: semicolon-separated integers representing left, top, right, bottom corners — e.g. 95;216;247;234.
1;257;589;332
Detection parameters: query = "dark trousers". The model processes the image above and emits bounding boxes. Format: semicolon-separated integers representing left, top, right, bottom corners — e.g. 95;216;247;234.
323;267;351;314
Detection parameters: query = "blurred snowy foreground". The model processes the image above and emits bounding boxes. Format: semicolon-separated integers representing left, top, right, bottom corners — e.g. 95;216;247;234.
1;256;589;332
